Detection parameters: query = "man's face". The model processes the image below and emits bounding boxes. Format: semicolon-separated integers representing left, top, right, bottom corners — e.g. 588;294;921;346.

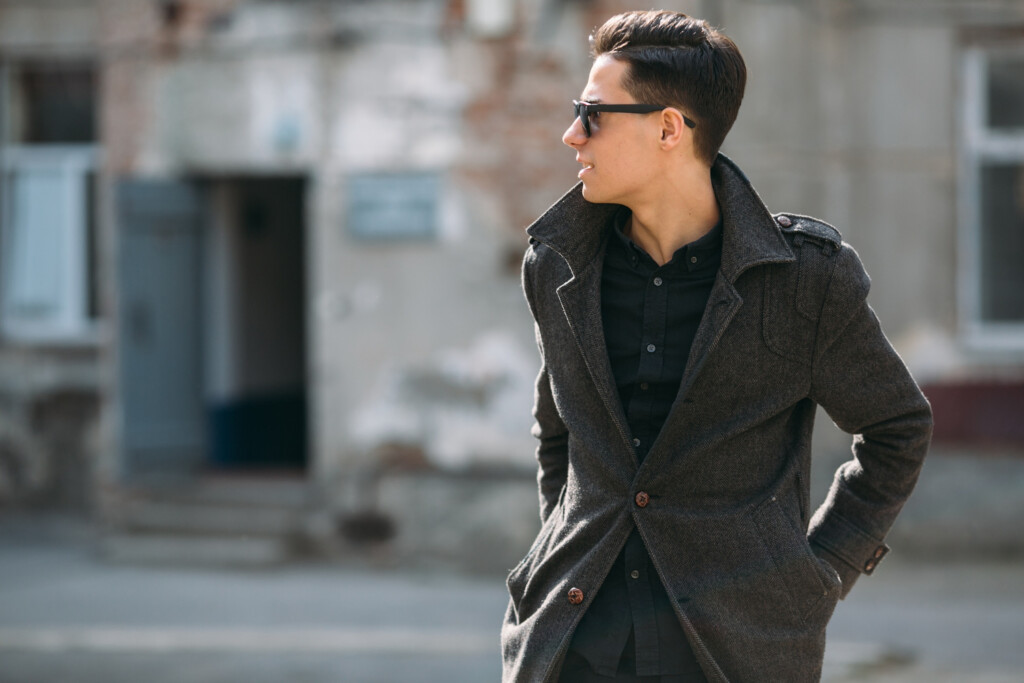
563;54;663;206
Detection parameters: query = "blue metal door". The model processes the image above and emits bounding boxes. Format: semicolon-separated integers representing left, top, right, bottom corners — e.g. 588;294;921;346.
117;179;204;479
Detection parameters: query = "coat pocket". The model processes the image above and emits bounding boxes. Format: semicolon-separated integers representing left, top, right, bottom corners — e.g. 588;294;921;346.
505;509;560;624
750;495;839;624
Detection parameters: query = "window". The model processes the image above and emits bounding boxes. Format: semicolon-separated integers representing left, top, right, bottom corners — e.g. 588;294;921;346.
960;49;1024;350
0;62;100;343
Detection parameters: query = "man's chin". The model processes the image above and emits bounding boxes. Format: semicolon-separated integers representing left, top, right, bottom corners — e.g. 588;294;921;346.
579;183;606;204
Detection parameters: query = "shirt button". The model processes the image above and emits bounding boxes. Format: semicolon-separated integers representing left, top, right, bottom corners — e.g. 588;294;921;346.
567;587;584;605
640;382;649;391
630;570;640;580
632;438;640;447
690;256;698;264
646;344;656;353
635;491;650;508
653;276;663;286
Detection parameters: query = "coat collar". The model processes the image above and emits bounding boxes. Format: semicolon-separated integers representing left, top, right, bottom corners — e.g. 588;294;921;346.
525;153;794;280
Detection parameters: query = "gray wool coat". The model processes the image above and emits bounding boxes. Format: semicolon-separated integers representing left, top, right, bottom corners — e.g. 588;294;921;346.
501;155;933;683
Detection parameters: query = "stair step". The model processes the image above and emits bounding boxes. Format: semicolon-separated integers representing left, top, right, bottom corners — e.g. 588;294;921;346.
100;533;292;567
115;500;302;537
124;477;311;509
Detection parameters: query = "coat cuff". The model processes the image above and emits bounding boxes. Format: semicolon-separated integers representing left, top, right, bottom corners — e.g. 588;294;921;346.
809;514;891;599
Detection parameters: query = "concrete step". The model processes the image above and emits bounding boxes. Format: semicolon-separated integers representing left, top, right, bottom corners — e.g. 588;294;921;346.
112;500;303;537
98;476;315;567
100;532;292;567
120;476;312;509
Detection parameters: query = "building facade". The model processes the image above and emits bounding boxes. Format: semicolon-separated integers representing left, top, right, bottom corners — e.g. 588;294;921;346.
0;0;1021;568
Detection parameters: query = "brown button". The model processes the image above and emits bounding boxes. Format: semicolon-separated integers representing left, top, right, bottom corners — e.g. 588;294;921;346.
864;560;876;573
634;491;650;508
776;215;792;227
567;587;584;605
873;546;887;559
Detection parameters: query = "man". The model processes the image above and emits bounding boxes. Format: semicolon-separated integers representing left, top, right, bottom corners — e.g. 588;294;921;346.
501;10;932;683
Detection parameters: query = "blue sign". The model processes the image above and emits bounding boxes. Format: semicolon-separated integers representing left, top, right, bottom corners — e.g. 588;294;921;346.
347;172;440;241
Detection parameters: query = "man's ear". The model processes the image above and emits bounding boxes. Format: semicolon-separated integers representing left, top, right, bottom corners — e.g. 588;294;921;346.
658;107;688;149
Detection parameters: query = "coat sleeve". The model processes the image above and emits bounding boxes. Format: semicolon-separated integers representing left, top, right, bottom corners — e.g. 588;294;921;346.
522;244;569;524
807;243;933;598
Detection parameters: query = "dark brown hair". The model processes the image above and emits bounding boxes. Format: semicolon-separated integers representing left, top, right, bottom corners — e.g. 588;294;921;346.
591;10;746;166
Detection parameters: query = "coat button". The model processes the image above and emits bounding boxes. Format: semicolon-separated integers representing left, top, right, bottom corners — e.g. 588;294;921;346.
635;491;650;508
567;587;584;605
776;215;792;227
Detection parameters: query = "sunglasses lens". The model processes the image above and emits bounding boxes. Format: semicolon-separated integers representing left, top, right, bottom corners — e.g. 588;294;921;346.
573;103;590;136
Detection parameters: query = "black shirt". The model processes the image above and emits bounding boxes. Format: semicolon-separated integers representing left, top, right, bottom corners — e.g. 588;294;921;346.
565;208;721;679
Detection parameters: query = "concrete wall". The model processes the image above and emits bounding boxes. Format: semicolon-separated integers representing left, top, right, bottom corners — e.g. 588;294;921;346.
723;4;959;371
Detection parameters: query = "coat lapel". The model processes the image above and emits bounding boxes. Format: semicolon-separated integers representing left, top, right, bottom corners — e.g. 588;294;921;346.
555;249;633;450
673;156;796;401
677;274;743;401
526;186;632;450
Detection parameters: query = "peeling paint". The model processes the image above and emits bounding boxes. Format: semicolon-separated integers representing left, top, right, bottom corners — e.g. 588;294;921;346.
349;330;535;469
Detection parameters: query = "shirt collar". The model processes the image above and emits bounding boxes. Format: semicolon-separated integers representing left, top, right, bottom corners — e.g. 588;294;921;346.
610;208;723;274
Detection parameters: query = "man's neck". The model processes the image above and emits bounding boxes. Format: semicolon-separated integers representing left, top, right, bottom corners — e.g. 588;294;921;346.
624;164;720;267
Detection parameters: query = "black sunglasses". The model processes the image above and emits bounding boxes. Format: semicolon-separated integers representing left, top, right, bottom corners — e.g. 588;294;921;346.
572;100;696;137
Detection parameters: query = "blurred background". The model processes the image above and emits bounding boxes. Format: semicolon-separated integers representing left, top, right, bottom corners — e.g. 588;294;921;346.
0;0;1022;681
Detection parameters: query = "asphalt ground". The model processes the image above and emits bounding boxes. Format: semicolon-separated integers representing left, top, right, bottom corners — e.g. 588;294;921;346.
0;515;1021;683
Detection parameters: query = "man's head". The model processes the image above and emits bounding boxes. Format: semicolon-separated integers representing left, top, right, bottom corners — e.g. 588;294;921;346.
590;11;746;166
563;10;746;207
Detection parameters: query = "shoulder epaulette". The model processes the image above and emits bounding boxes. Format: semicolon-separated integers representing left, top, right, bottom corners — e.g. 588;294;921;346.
773;213;842;253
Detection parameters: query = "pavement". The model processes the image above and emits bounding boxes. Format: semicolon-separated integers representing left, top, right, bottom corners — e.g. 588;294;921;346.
0;514;1022;683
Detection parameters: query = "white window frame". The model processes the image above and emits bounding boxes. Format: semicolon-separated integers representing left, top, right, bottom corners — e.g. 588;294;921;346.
959;47;1024;352
0;144;102;344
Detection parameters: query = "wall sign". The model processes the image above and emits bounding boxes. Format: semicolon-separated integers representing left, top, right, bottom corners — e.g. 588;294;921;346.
347;172;440;241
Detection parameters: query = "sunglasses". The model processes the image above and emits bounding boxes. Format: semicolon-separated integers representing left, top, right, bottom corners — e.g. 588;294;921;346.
572;100;697;137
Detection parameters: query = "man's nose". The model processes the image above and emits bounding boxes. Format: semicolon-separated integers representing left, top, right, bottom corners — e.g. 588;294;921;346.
563;116;586;148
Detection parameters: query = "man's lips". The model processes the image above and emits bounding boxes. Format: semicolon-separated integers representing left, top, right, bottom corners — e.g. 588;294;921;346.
577;159;594;178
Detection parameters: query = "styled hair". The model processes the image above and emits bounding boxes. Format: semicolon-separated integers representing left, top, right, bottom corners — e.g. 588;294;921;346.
591;10;746;166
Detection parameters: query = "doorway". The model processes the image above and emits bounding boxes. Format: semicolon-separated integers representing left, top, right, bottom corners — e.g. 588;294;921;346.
117;175;308;479
204;176;308;470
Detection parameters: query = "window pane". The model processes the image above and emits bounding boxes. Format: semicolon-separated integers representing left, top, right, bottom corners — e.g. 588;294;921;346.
86;170;100;319
979;162;1024;322
987;56;1024;130
4;167;71;319
17;63;96;143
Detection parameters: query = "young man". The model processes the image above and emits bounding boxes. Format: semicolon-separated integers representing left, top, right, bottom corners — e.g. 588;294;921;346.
502;10;932;683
